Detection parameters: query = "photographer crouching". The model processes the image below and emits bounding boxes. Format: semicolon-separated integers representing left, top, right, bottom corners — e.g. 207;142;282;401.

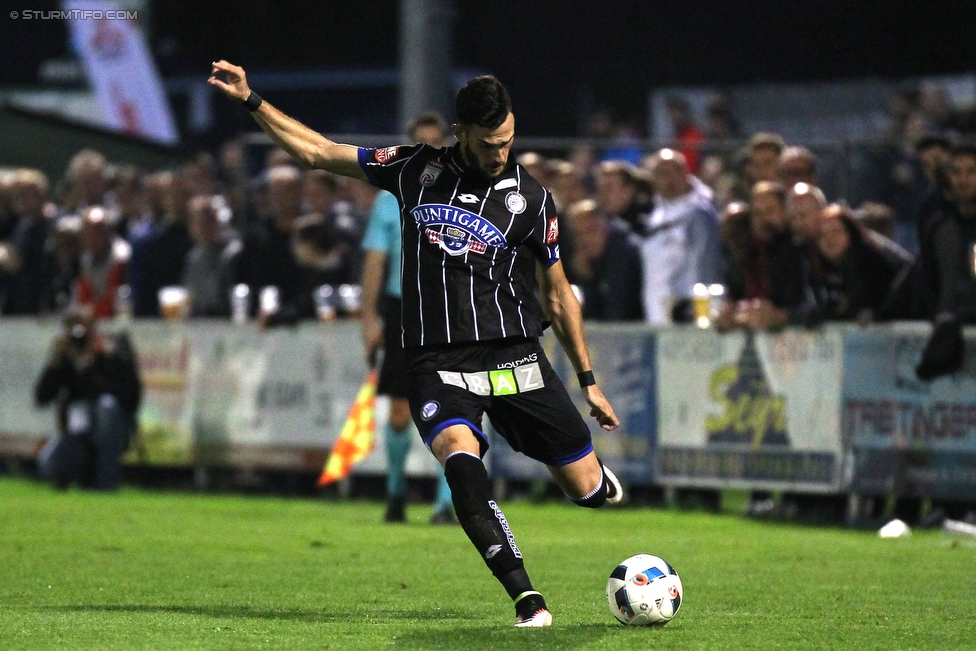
35;308;142;490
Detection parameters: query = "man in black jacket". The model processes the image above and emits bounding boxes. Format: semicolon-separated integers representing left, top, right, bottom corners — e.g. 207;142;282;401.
35;309;142;490
916;143;976;380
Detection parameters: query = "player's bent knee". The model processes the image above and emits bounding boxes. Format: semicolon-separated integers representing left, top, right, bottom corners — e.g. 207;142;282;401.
430;424;481;465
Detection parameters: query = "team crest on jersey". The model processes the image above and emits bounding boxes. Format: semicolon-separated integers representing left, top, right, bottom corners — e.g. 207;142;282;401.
374;146;400;164
419;160;444;187
411;203;508;256
546;216;559;244
505;191;527;214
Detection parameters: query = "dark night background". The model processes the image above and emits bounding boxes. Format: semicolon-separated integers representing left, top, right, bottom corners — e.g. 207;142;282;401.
2;0;975;136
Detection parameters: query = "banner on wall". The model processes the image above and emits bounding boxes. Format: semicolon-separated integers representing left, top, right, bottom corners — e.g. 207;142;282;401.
487;325;658;485
655;327;846;492
843;325;976;500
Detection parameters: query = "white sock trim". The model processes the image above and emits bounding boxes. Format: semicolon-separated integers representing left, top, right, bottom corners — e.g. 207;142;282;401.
578;470;605;501
444;450;480;463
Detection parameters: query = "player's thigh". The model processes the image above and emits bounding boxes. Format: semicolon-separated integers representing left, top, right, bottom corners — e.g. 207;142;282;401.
406;370;490;459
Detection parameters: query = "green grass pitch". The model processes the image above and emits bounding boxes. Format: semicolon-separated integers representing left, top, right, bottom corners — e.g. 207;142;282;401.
1;476;974;650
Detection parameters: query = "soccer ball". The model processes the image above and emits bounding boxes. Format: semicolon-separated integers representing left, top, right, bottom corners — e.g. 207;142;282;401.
606;553;683;626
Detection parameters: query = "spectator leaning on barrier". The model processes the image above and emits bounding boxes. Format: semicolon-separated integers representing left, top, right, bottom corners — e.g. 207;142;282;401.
809;204;913;323
75;207;130;319
563;198;644;321
915;142;976;380
182;195;240;318
732;132;786;201
234;165;305;324
785;182;827;247
137;171;194;317
718;181;815;331
35;307;142;490
639;148;721;324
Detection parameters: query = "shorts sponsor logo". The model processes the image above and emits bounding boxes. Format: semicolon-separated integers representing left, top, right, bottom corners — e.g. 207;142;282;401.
421;400;440;421
420;160;444;187
545;216;559;244
489;369;518;396
440;364;544;395
505;191;527;214
411;203;507;256
496;353;538;369
374;146;399;164
462;372;492;396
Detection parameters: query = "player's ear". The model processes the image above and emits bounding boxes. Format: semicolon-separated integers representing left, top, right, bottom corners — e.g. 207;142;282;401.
451;123;464;143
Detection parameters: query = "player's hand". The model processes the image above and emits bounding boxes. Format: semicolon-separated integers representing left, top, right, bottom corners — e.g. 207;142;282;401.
208;60;251;103
584;384;619;431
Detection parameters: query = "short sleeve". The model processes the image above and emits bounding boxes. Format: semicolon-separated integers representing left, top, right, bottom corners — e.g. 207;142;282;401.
358;144;423;192
361;191;400;253
525;189;561;267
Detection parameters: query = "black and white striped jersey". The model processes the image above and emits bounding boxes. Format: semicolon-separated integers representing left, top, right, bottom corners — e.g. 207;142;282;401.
358;143;561;348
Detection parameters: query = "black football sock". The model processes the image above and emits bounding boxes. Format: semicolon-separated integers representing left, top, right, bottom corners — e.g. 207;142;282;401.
443;451;536;600
572;468;608;508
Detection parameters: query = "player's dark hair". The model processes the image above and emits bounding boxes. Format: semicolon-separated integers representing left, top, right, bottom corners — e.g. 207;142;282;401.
455;75;512;129
950;140;976;161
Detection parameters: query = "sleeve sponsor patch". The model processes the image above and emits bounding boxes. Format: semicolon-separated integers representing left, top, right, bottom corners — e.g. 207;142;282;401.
374;146;400;164
545;216;559;244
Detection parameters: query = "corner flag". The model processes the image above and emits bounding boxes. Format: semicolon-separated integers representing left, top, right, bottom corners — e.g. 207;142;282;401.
317;369;379;486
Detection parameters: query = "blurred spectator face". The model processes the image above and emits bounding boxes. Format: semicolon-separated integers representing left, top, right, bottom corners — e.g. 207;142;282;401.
304;171;339;214
517;152;552;187
219;139;246;175
81;207;113;260
569;204;609;260
917;143;950;182
550;161;588;209
164;175;193;225
411;123;446;148
817;212;851;263
650;150;691;200
188;196;222;245
69;150;107;206
595;168;635;215
12;169;49;219
267;167;304;224
347;177;380;212
751;187;787;235
747;145;782;184
786;184;826;244
143;171;172;220
113;168;144;218
780;147;818;187
950;152;976;205
184;154;217;196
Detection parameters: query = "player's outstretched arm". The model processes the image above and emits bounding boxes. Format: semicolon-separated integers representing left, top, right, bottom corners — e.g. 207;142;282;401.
538;261;620;431
208;60;366;181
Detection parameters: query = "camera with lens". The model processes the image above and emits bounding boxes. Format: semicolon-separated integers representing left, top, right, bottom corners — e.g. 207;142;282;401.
67;322;91;352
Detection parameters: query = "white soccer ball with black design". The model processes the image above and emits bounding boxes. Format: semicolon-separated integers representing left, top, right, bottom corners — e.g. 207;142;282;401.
606;553;682;626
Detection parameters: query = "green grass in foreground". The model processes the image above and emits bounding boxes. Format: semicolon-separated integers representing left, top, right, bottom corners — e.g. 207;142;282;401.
1;477;974;651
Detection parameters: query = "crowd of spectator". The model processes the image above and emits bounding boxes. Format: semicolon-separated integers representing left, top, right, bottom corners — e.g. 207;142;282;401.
1;83;975;377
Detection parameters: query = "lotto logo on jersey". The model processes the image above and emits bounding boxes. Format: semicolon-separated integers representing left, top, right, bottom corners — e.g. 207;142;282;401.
545;216;559;244
374;146;400;164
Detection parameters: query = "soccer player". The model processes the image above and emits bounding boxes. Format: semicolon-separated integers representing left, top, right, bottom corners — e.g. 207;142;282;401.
360;113;458;524
210;61;622;628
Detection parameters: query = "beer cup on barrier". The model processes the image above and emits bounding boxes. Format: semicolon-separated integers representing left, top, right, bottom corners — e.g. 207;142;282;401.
314;285;337;322
158;286;189;321
259;286;280;317
337;284;362;318
231;283;251;324
692;283;711;328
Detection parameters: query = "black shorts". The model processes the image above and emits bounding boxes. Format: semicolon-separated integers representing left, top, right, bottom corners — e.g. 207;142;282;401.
377;297;410;399
403;337;593;466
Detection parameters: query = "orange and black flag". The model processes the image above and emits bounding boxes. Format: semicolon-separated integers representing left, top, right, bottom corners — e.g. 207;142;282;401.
317;369;379;486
